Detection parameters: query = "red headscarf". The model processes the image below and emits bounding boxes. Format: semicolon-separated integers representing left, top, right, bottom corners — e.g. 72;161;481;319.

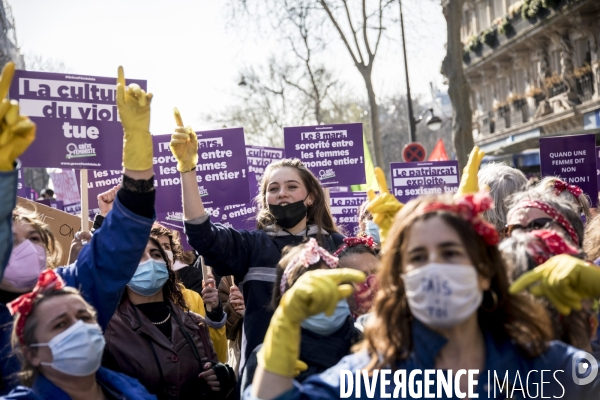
8;269;65;344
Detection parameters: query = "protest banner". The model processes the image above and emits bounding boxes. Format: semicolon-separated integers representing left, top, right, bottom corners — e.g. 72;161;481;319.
246;145;285;195
16;197;93;266
48;169;81;205
16;165;37;200
35;199;64;211
153;128;251;213
390;160;460;203
284;123;365;187
10;70;146;170
597;147;600;200
540;134;598;207
329;192;367;236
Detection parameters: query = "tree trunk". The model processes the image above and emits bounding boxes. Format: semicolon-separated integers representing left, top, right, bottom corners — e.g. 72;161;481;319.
441;0;473;170
361;69;383;168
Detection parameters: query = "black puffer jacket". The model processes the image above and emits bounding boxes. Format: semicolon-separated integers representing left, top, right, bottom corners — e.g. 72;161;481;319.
185;218;345;370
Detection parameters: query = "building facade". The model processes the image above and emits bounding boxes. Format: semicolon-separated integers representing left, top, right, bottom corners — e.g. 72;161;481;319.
462;0;600;171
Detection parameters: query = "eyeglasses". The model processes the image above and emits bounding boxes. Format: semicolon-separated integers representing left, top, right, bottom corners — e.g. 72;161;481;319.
504;218;555;237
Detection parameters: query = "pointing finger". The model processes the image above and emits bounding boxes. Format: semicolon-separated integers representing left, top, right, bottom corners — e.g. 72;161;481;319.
375;167;388;193
509;269;543;294
0;61;15;100
321;268;366;285
174;107;184;127
117;66;125;88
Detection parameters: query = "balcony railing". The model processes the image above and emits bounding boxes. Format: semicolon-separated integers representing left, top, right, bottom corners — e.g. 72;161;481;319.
577;72;594;102
510;101;528;126
548;82;568;98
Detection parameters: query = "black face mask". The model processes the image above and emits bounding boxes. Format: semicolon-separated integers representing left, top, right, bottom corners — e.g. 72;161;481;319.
268;198;308;229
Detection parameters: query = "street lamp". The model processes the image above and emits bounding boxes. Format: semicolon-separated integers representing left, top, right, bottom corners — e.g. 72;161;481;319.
399;0;442;142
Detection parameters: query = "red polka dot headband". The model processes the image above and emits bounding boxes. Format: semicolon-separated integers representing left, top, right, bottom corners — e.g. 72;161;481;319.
554;179;583;199
420;191;500;246
332;236;377;257
280;238;338;294
526;229;579;266
8;269;65;345
512;199;579;244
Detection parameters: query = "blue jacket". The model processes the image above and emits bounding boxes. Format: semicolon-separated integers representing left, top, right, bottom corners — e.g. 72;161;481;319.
185;218;344;368
246;320;600;400
0;194;155;394
0;167;17;277
1;367;156;399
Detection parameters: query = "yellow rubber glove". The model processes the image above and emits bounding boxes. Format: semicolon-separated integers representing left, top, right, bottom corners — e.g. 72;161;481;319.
257;269;365;377
366;167;403;247
0;62;36;171
455;146;485;198
509;254;600;315
170;108;198;172
116;66;153;171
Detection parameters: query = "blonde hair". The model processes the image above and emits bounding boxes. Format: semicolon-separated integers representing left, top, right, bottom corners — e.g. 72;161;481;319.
12;206;62;268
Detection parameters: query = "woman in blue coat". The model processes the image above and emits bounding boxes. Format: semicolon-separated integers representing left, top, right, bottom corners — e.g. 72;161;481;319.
248;190;600;399
169;116;344;368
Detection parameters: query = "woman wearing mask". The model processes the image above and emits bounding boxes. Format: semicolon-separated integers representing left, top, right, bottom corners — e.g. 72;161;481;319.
333;237;379;321
151;224;228;363
2;270;155;399
1;66;160;395
169;111;344;368
241;239;362;392
249;191;600;399
102;237;235;399
0;207;61;303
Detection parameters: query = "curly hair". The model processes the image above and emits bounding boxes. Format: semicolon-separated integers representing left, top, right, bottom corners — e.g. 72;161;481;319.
254;158;339;243
125;237;188;311
360;195;553;370
584;213;600;263
150;223;195;265
532;176;591;220
12;206;61;268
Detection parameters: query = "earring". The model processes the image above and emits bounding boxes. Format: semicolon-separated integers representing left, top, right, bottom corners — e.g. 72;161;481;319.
481;289;498;312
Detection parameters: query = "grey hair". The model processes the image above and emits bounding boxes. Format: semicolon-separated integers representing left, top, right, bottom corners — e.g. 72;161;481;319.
506;190;585;247
477;163;528;233
499;231;542;281
531;176;591;220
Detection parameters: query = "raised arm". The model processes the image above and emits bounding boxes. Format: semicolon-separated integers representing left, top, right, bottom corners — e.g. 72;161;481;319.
0;62;35;276
57;66;155;330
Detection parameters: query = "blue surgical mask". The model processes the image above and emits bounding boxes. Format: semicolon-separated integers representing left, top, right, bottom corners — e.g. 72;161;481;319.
365;220;381;245
127;259;169;297
31;320;105;376
301;300;350;335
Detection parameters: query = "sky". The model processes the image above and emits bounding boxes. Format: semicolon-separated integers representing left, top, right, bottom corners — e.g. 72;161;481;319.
11;0;447;137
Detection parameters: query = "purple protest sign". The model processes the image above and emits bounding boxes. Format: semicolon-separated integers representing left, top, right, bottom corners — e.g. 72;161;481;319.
153;128;251;213
329;192;367;236
246;146;285;195
284;123;365;187
540;134;598;207
596;147;600;203
11;70;146;170
75;169;122;217
390;161;460;204
15;165;37;200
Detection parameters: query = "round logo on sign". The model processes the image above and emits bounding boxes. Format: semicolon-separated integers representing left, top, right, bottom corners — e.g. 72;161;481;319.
403;142;426;162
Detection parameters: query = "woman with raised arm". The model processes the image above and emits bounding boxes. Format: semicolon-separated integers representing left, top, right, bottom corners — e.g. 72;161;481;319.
170;109;344;368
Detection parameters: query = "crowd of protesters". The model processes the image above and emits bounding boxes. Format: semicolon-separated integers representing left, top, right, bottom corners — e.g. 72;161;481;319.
1;60;600;399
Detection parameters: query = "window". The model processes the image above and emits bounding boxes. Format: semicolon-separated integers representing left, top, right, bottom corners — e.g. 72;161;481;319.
482;85;493;111
514;69;526;94
550;50;562;75
574;38;591;67
477;1;489;31
497;77;508;102
492;0;504;20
